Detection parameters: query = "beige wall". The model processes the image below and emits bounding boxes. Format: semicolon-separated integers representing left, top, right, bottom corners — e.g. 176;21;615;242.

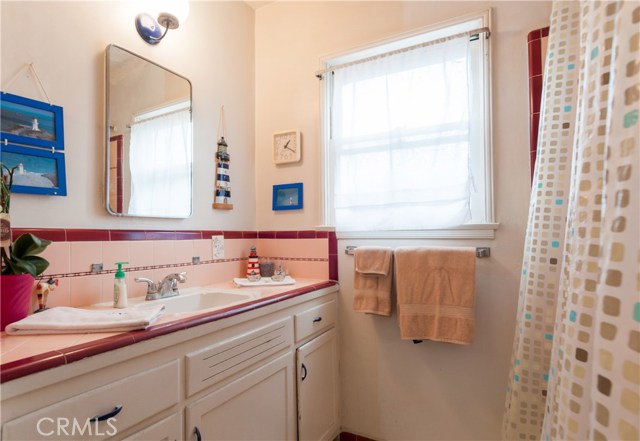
1;1;256;230
255;1;552;439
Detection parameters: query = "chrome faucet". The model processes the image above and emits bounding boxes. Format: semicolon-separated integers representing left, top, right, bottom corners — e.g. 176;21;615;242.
135;272;187;301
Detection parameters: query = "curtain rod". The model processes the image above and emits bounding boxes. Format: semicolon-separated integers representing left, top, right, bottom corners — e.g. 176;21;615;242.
315;26;491;78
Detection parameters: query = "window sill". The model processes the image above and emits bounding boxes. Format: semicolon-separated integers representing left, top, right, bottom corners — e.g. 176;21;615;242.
330;223;499;240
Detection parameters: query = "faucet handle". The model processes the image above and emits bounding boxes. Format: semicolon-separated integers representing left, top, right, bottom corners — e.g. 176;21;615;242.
134;277;158;294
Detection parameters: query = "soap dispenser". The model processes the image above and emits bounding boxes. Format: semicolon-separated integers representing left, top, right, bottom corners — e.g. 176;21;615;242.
113;262;129;308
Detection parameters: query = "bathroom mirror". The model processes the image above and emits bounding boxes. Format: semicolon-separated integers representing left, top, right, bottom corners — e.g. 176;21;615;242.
105;44;192;218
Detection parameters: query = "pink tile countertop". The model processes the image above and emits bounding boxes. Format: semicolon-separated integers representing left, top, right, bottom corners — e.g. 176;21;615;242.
0;279;338;383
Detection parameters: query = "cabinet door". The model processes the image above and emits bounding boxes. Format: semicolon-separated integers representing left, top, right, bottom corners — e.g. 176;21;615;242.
121;413;182;441
186;352;296;441
296;328;339;441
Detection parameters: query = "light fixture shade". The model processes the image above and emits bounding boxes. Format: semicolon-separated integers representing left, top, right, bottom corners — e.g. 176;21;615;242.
155;0;189;26
135;0;189;45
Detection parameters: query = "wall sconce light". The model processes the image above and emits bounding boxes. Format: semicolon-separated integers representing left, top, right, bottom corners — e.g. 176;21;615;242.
135;0;189;45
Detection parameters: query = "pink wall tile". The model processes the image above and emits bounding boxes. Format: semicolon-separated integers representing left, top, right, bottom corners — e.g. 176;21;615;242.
256;238;280;258
69;275;102;307
70;242;103;273
259;239;328;259
193;239;213;262
41;242;70;276
129;241;154;268
186;263;215;287
286;261;329;280
225;238;253;260
153;241;177;266
174;240;194;265
102;241;130;271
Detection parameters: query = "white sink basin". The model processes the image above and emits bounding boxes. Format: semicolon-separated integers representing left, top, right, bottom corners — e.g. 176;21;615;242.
139;290;256;314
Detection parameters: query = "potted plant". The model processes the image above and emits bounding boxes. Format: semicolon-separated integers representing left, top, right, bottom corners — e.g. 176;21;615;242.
1;233;52;330
1;163;52;329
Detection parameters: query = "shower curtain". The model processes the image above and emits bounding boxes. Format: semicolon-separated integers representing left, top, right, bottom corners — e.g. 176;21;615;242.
503;1;639;440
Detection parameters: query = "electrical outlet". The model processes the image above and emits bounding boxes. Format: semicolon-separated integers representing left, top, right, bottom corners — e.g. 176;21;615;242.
212;235;224;259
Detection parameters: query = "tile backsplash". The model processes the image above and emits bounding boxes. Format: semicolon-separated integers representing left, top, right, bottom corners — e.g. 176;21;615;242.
9;229;338;309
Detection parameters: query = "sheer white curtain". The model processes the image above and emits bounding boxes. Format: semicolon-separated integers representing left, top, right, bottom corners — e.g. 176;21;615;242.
128;109;191;217
330;37;473;231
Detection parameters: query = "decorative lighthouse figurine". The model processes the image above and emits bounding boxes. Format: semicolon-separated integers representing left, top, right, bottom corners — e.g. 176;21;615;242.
213;136;233;209
246;246;261;280
212;106;233;210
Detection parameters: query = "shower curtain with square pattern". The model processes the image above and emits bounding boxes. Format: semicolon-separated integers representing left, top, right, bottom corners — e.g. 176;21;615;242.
502;1;639;440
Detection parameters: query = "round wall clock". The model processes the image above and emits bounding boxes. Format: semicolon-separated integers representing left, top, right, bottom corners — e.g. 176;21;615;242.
273;130;301;164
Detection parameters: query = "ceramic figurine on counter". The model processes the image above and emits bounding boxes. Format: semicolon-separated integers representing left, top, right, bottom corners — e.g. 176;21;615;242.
34;278;58;313
246;246;261;281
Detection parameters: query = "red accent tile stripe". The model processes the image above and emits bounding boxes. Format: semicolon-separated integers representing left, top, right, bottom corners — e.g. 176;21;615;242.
11;228;66;242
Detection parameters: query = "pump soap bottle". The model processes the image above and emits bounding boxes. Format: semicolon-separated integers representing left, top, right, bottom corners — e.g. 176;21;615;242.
113;262;129;308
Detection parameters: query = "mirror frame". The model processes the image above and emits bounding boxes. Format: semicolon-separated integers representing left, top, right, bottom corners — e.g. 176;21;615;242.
105;44;193;218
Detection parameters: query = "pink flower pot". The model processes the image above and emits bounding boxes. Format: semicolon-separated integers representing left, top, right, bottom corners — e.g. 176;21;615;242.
1;274;35;331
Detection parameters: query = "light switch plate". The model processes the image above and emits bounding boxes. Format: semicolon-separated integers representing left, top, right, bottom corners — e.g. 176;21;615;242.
212;235;224;259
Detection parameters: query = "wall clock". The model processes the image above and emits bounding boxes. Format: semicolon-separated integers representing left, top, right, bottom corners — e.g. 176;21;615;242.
273;130;301;164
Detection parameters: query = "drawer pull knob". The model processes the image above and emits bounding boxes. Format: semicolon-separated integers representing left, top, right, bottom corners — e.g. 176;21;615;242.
313;316;322;323
194;426;202;441
90;405;123;422
301;363;308;381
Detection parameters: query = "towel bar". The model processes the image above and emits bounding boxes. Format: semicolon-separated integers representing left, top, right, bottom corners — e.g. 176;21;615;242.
344;245;490;258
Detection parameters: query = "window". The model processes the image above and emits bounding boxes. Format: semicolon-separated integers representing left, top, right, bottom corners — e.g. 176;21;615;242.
321;13;494;238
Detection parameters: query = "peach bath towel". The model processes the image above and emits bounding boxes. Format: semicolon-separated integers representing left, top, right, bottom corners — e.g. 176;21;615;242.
394;247;476;344
353;246;394;316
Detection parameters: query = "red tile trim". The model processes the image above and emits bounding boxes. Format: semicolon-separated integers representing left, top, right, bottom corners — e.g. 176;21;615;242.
201;230;224;239
11;228;67;242
9;228;334;243
61;333;136;364
1;281;339;382
527;29;541;42
329;254;339;281
66;229;111;242
528;26;549;187
223;231;244;239
110;230;147;241
528;38;542;77
276;231;297;239
0;350;66;383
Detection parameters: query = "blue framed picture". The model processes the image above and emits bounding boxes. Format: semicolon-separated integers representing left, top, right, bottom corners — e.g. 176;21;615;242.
1;92;65;150
0;143;67;196
273;182;303;210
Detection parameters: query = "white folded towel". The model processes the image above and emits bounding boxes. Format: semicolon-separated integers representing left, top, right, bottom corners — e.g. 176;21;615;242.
4;305;165;335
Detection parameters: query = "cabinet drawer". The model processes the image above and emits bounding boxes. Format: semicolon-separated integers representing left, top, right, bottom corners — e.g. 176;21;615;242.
186;318;292;396
294;300;336;342
2;360;180;441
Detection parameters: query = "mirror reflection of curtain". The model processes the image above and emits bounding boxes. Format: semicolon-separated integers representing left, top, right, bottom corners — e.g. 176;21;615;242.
128;109;192;217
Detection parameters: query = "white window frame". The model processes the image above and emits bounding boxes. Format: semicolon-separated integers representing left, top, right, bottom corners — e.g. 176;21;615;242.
319;10;497;239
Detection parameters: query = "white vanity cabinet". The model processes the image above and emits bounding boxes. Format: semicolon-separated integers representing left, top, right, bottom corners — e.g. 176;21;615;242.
0;286;339;441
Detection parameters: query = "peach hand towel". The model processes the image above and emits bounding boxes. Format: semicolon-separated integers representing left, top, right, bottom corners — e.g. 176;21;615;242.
394;247;476;344
353;246;394;316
